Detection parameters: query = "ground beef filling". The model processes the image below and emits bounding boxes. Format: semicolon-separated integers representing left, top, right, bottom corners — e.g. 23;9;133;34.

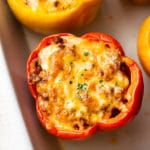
29;36;130;131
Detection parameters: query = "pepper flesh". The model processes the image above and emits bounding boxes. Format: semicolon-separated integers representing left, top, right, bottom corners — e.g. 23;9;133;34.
27;33;144;139
7;0;102;34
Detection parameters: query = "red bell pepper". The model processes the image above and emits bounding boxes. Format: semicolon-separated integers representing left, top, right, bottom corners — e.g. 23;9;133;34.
27;32;144;139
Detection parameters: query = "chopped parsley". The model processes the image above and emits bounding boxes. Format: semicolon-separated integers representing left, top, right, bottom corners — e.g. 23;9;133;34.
99;80;104;89
81;73;84;76
84;51;89;56
99;80;103;83
77;83;88;92
77;95;83;101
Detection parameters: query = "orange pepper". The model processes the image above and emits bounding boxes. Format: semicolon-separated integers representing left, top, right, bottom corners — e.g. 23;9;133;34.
7;0;102;34
138;16;150;75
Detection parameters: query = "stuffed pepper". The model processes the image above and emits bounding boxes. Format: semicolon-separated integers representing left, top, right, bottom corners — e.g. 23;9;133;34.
138;16;150;75
27;32;144;139
7;0;102;34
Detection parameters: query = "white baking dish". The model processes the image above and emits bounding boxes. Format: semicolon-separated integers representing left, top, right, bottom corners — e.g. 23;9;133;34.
0;0;150;150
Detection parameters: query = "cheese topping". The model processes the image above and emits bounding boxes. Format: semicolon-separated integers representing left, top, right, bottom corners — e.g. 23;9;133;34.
29;35;130;132
23;0;78;12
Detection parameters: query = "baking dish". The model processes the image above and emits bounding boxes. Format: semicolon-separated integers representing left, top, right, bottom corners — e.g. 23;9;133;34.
0;0;150;150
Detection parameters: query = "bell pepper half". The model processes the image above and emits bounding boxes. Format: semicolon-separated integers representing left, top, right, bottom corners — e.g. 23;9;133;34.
27;32;144;139
7;0;102;34
138;16;150;75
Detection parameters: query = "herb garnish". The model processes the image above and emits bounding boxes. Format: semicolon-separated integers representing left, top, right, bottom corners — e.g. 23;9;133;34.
99;80;104;89
84;51;89;56
77;83;88;92
99;80;103;83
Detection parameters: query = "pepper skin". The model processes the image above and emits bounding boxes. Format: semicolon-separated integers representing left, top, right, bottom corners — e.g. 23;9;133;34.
27;33;144;139
7;0;102;34
138;16;150;75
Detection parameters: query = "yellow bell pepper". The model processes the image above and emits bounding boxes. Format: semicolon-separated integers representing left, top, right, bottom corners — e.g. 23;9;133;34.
7;0;102;34
138;16;150;75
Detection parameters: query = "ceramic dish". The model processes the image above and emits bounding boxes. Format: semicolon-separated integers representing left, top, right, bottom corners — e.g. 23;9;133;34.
0;0;150;150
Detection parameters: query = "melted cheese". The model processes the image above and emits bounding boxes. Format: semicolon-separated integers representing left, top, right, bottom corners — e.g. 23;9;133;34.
24;0;78;12
31;35;130;132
